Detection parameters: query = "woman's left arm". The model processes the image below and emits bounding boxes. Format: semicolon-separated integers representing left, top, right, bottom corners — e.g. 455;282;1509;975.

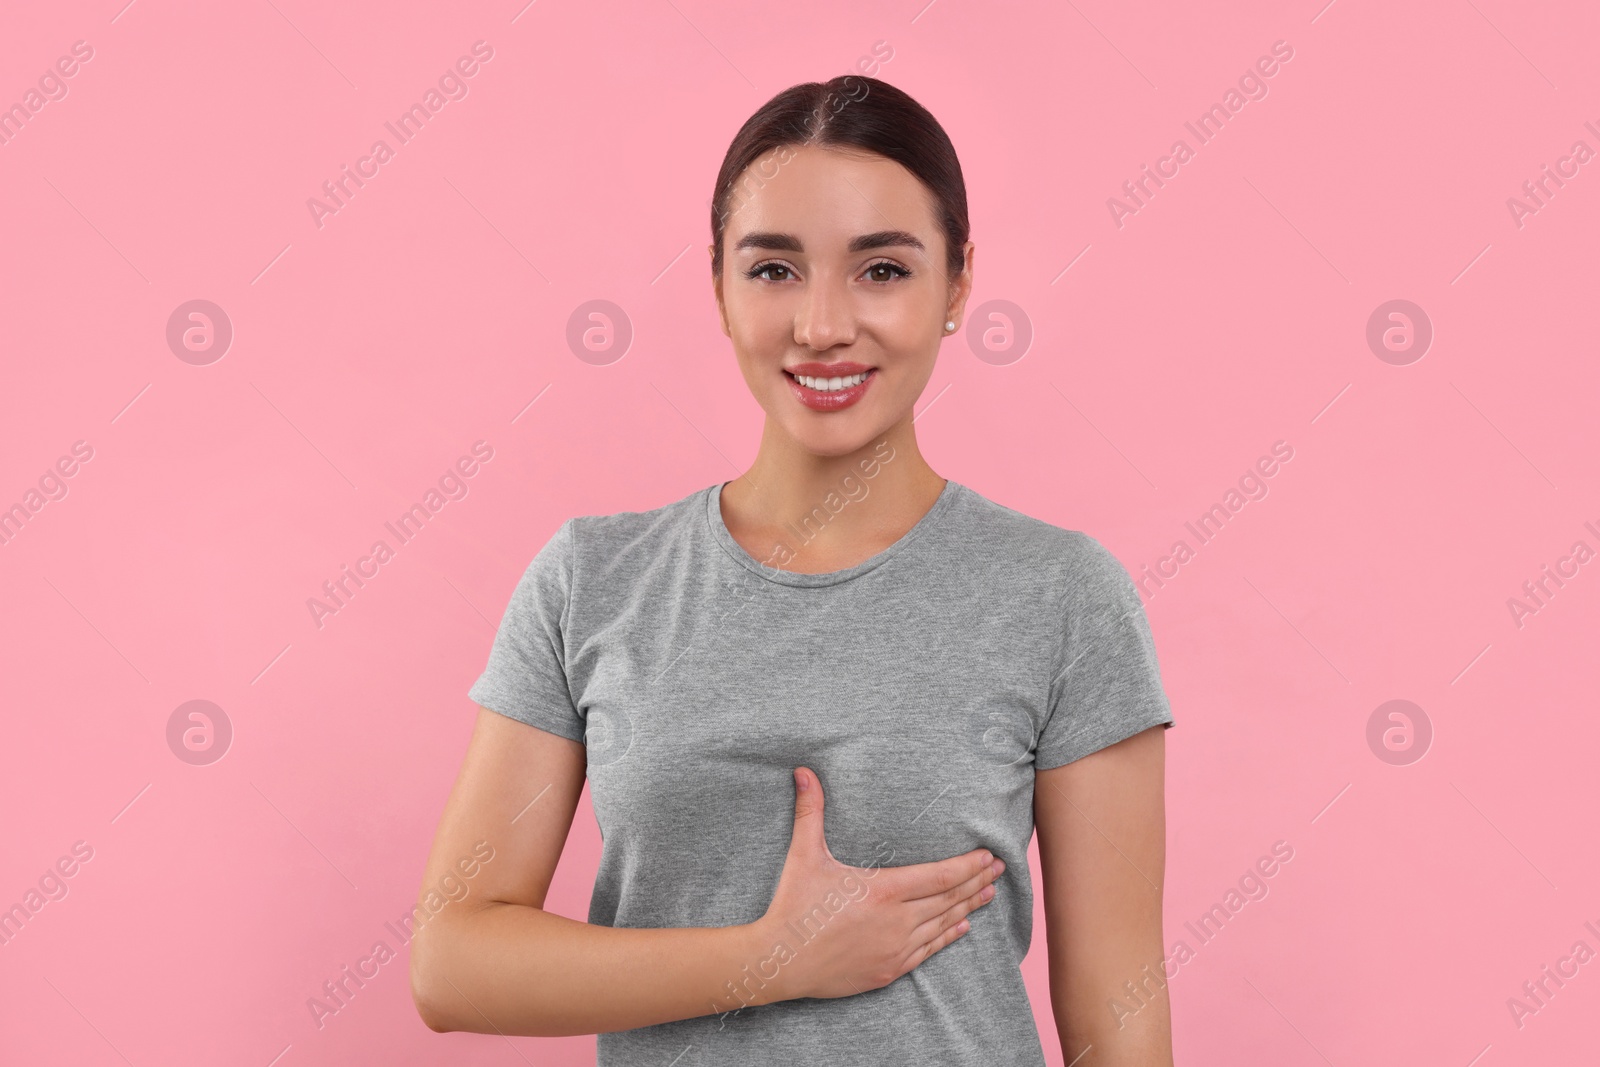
1034;724;1174;1066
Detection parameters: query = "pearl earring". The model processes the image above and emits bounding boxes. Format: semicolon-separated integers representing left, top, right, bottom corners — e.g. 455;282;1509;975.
944;320;956;332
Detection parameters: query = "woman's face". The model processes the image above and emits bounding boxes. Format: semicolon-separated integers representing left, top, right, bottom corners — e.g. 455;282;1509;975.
712;143;973;457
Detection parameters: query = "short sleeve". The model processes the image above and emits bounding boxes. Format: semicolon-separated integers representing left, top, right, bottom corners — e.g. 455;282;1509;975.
466;518;586;743
1035;535;1174;770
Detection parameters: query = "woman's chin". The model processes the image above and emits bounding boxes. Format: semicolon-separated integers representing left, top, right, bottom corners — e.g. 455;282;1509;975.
783;420;890;459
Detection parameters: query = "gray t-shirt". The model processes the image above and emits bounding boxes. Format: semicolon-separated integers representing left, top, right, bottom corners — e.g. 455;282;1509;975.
467;478;1174;1065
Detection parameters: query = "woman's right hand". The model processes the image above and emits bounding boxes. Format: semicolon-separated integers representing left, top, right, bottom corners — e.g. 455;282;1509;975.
752;766;1005;1002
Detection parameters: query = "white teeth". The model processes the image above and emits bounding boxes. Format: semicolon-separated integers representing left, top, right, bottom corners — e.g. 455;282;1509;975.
793;371;869;391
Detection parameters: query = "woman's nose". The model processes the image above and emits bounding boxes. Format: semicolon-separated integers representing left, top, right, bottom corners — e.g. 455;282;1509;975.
794;282;855;349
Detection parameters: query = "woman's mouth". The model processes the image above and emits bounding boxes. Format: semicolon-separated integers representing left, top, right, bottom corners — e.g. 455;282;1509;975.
783;367;877;412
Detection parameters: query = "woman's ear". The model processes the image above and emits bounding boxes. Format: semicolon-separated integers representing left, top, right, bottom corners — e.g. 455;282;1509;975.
710;245;731;338
947;240;976;327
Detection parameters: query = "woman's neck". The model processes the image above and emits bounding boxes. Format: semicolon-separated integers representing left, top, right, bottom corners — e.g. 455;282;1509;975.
718;434;946;574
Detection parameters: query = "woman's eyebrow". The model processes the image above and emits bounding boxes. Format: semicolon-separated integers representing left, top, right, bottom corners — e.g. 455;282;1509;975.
732;230;926;254
848;230;925;253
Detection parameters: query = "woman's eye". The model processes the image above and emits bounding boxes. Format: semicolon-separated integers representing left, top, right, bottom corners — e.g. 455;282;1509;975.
746;262;910;283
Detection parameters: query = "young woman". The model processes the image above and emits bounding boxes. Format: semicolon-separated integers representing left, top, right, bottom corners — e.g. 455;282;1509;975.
411;75;1176;1066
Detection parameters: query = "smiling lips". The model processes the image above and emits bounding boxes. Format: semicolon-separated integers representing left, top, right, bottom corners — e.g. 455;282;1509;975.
783;361;877;412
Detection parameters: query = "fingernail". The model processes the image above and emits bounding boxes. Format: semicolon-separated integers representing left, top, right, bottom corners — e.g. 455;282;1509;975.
992;859;1006;876
981;885;995;901
795;769;808;791
979;850;992;866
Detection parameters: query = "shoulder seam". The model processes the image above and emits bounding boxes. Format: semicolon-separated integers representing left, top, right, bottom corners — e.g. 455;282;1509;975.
558;517;578;656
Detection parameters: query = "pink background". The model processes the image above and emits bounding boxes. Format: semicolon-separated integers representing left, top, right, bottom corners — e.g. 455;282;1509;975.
3;1;1598;1063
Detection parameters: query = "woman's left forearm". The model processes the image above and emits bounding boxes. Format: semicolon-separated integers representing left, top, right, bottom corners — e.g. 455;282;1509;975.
1036;726;1174;1065
1052;961;1175;1067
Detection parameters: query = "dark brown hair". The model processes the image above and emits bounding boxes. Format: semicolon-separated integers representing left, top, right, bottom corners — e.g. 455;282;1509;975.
710;75;969;283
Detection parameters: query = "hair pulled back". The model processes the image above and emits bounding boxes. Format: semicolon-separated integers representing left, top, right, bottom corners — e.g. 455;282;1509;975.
710;76;968;282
